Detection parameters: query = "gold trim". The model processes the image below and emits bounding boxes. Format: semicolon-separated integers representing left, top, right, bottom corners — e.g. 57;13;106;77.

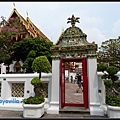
6;5;51;42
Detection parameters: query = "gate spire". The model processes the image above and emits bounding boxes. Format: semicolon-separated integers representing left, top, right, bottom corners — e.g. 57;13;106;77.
67;14;80;27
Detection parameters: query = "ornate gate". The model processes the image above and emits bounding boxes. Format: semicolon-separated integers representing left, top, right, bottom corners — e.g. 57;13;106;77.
60;57;88;108
50;14;97;109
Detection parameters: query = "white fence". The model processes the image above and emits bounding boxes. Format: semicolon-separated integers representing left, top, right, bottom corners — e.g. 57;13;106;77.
0;73;52;111
0;71;119;112
97;71;120;115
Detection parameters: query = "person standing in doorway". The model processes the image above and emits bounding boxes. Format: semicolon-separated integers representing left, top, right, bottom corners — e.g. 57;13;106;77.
76;72;83;93
70;75;73;83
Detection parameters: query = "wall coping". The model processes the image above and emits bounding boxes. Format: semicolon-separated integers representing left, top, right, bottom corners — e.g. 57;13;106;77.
0;73;52;78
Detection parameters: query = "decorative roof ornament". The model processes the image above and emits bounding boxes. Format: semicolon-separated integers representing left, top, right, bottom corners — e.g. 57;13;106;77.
26;10;28;17
67;14;80;27
62;27;64;32
13;3;16;9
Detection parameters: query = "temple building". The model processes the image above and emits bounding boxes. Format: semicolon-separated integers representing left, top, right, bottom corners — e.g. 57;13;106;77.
8;5;50;42
0;4;51;73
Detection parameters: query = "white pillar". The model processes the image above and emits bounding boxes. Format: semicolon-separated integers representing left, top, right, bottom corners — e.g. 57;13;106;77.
47;60;60;114
98;72;107;115
87;58;104;116
1;78;11;99
1;63;6;74
9;63;14;72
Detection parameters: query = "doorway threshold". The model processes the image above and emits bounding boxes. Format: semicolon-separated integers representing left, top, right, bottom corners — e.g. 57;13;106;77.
59;106;90;114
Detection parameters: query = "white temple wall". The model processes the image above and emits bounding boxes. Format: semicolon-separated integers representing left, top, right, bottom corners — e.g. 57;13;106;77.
87;58;104;116
0;73;51;111
47;60;60;114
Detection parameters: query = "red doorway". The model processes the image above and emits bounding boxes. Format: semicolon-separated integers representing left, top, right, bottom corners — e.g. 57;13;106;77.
60;57;88;108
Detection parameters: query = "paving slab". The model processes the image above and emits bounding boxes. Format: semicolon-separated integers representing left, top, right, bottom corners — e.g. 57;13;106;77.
0;110;109;119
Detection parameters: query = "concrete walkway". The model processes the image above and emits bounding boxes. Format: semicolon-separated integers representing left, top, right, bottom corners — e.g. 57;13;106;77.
0;110;108;119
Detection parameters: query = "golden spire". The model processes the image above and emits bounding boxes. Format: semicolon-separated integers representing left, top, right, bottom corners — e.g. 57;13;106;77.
62;27;64;32
26;10;28;17
26;10;29;21
13;3;16;9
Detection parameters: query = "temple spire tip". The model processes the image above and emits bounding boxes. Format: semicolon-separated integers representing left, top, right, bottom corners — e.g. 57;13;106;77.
62;27;64;32
26;10;28;17
13;3;16;9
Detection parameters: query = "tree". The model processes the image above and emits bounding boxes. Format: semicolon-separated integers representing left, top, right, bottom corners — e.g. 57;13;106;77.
0;15;53;73
106;66;119;85
102;65;120;108
32;56;51;78
22;50;36;73
97;37;120;69
9;37;53;68
0;16;19;72
97;64;107;72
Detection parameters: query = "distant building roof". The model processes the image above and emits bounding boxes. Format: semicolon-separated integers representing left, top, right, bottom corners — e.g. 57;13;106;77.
7;5;51;42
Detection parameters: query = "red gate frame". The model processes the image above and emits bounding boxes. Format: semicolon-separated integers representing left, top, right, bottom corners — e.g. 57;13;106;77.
60;57;88;108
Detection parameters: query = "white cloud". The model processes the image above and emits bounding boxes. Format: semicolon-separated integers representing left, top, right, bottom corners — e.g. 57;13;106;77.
112;19;120;36
83;17;103;27
85;28;107;47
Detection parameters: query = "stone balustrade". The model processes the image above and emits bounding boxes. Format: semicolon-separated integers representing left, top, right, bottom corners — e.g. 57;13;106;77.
0;72;52;111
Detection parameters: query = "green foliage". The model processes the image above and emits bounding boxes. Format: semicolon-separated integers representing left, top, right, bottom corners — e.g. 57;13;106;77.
21;62;28;70
32;56;51;74
97;64;107;72
106;66;119;84
101;73;108;79
9;37;53;69
104;80;112;88
22;50;36;73
30;77;45;89
9;38;35;62
106;95;120;107
97;37;120;69
22;77;45;104
103;66;120;106
21;95;44;104
27;50;36;58
31;77;41;86
116;81;120;87
111;75;119;82
106;66;119;76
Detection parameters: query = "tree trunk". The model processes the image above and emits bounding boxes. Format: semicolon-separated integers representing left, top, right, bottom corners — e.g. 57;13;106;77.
34;85;43;96
39;72;41;79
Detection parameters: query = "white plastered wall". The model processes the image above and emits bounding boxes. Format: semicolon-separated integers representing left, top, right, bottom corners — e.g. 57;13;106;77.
87;58;104;116
47;60;60;114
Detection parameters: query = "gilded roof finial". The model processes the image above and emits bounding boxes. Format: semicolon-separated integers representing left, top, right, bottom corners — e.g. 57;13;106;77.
26;10;28;17
67;14;80;27
62;27;64;32
13;3;16;9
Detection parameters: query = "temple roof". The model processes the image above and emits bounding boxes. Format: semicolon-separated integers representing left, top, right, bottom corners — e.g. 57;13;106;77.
7;5;51;42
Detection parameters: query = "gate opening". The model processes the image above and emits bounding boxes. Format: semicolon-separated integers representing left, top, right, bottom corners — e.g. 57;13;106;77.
60;57;88;108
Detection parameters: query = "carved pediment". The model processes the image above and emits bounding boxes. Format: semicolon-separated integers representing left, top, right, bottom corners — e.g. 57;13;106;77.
51;14;98;59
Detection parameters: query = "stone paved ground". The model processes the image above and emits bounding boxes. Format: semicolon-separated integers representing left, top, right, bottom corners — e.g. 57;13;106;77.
0;110;23;118
0;110;109;119
65;82;83;104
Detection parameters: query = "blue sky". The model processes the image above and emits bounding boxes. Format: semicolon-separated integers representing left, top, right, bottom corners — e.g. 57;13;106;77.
0;2;120;47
